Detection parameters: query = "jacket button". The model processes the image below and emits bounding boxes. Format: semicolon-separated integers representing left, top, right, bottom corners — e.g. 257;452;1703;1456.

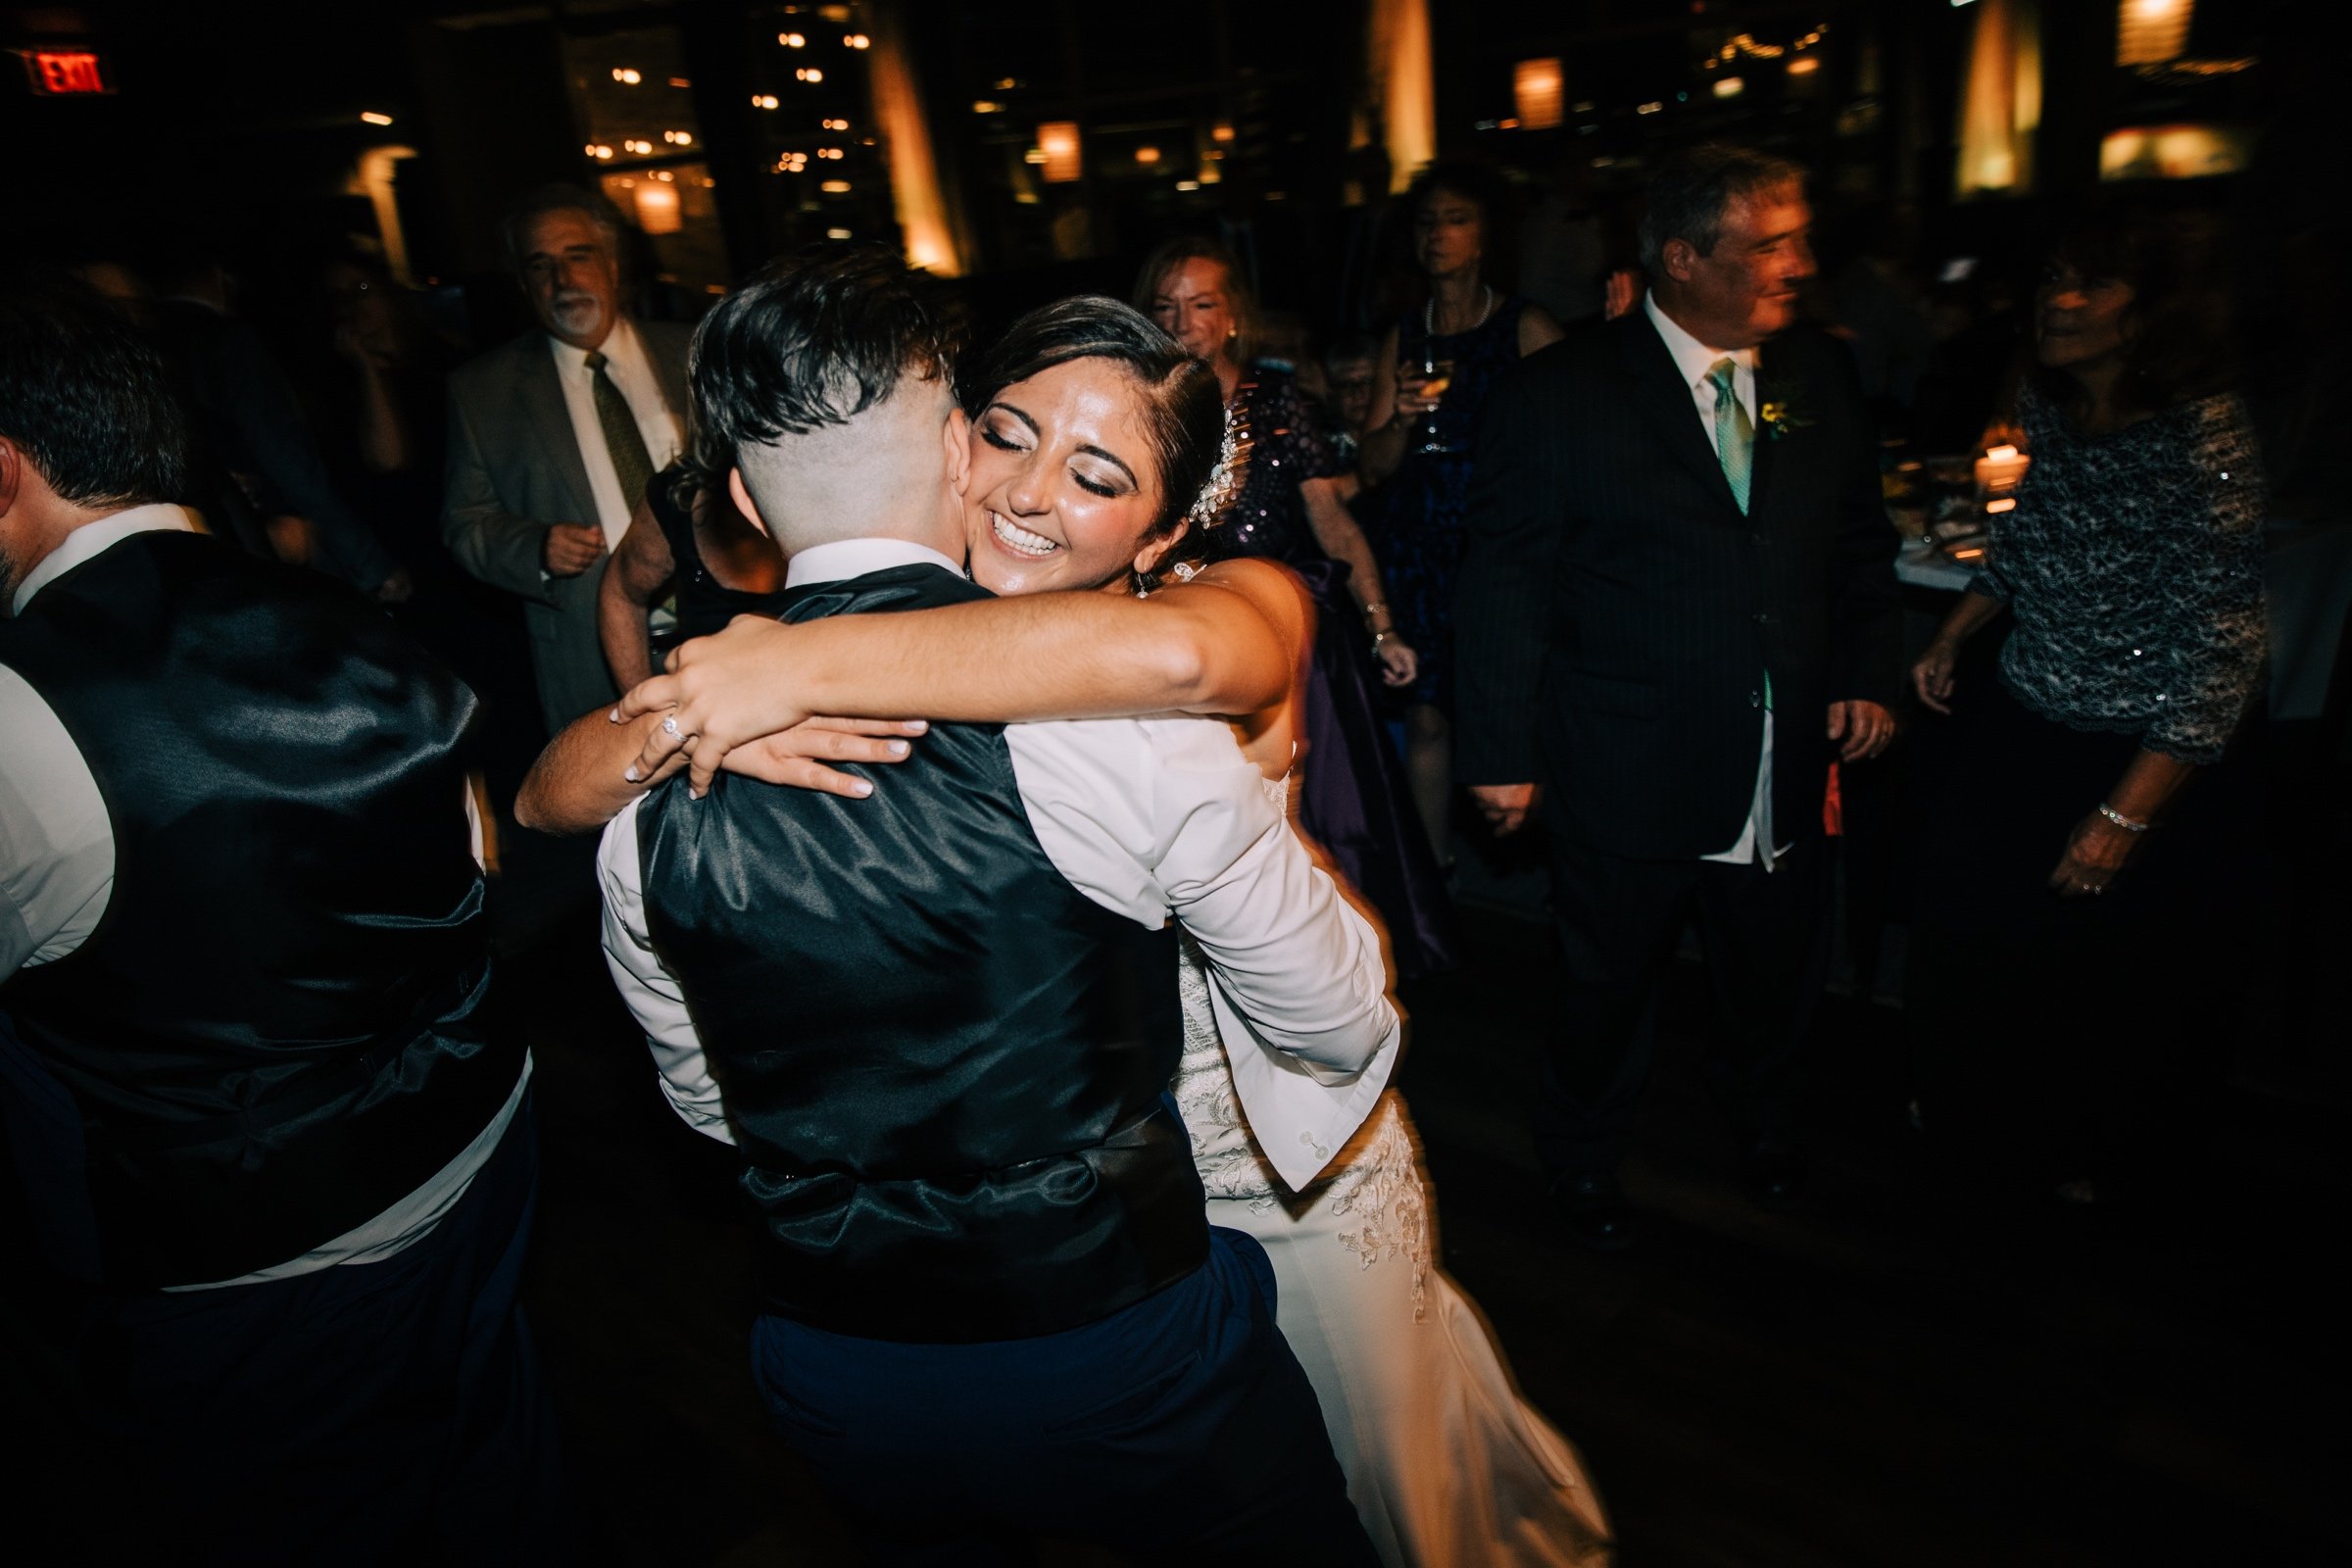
1749;690;1763;708
1753;611;1771;625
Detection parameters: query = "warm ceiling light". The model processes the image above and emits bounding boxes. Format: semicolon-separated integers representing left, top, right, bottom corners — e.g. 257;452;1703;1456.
1037;121;1082;183
1788;56;1820;75
1714;76;1745;97
1513;58;1564;130
1135;146;1161;165
361;111;394;125
821;179;852;193
779;32;806;47
1210;122;1235;143
612;68;642;84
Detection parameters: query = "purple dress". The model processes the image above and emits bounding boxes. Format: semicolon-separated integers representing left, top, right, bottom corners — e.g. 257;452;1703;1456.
1222;369;1456;979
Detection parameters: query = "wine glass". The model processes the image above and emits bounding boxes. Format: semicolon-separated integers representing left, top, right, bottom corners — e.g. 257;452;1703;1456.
1411;353;1455;455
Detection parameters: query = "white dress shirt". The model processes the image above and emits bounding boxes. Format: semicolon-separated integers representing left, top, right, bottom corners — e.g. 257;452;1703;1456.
1643;291;1786;868
600;536;1401;1188
0;505;527;1288
549;317;685;550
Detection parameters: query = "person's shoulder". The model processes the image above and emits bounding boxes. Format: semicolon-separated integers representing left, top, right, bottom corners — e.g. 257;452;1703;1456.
1498;315;1616;395
451;330;548;393
1767;322;1865;386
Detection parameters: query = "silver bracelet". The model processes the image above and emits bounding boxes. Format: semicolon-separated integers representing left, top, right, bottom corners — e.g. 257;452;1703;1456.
2096;802;2151;833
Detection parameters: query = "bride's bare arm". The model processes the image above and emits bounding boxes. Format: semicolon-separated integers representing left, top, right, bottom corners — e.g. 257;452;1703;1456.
616;557;1311;796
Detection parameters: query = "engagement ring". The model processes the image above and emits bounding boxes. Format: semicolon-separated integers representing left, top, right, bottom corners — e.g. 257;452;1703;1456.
662;715;681;738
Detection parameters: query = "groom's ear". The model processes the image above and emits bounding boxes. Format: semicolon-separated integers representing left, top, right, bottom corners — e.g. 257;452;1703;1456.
726;466;772;540
942;406;972;495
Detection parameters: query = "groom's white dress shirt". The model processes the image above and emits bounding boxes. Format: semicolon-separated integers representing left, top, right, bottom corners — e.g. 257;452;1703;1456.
0;506;528;1289
600;536;1401;1194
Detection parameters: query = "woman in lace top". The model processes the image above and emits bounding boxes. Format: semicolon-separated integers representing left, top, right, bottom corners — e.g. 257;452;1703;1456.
1905;210;2269;1205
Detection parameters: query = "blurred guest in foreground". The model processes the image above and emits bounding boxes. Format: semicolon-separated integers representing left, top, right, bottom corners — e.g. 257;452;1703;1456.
1456;145;1902;1250
1906;211;2268;1207
1141;236;1456;977
1360;162;1564;865
0;276;550;1560
443;184;689;737
150;243;412;602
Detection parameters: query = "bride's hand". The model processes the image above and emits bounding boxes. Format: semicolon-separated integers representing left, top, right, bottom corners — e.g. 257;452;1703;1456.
718;716;927;797
614;615;865;796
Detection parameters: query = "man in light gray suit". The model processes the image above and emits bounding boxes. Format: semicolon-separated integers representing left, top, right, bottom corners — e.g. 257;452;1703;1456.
443;185;692;735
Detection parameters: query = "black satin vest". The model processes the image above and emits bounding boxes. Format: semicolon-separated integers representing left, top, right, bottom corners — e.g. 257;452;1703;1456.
637;563;1201;1342
0;530;522;1288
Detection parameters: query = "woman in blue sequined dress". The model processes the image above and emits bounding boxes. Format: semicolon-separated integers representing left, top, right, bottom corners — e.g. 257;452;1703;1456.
1139;237;1456;979
1361;165;1563;864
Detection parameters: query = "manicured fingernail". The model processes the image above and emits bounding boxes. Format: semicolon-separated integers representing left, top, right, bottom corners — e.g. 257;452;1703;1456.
608;707;621;723
689;787;705;801
886;740;909;757
904;721;928;733
851;779;873;797
623;765;641;783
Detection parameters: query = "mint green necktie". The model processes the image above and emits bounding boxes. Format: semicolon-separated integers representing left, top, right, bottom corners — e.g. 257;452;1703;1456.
1711;358;1772;712
1708;357;1752;515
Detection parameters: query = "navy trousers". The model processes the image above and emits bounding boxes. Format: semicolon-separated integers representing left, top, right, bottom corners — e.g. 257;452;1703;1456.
54;1100;558;1565
751;1226;1379;1566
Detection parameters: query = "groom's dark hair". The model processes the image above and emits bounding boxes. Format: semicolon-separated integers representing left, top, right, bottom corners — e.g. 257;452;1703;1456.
691;240;963;458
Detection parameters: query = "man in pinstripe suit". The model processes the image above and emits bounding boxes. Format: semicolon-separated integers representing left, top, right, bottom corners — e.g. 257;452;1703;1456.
1453;146;1902;1250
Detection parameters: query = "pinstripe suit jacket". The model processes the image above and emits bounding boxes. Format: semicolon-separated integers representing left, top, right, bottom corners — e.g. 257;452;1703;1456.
1452;313;1902;858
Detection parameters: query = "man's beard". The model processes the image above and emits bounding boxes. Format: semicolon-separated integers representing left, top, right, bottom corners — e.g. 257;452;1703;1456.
550;293;606;336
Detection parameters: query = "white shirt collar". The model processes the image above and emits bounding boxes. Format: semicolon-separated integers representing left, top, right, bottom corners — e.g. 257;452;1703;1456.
783;536;967;589
548;315;641;374
1643;290;1757;390
14;504;196;614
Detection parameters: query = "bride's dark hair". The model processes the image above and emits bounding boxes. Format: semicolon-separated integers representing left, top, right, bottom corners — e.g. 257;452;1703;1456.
960;296;1224;585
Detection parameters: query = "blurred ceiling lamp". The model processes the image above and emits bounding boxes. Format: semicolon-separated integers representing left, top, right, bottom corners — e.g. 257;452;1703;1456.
633;180;682;234
1512;58;1564;130
2116;0;2193;66
1713;75;1745;97
1368;0;1435;192
612;67;641;85
821;179;852;193
1211;122;1235;143
867;5;965;274
1955;0;2041;196
845;34;872;49
1135;145;1161;166
1788;56;1820;75
779;32;807;47
1037;121;1082;183
361;110;394;125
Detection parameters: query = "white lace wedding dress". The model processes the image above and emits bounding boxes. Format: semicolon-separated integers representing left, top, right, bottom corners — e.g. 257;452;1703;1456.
1173;773;1613;1568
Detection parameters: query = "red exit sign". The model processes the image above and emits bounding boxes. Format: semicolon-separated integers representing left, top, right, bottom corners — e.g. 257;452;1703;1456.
21;49;114;95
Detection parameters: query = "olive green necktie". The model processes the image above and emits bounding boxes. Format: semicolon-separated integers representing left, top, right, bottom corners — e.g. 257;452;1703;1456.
584;349;653;515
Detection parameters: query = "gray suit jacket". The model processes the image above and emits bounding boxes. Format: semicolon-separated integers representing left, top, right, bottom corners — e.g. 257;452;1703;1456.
442;321;693;733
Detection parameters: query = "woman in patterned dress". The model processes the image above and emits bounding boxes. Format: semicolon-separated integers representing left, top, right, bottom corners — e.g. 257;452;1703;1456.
1360;164;1564;864
1138;236;1457;979
550;296;1611;1566
1905;212;2267;1204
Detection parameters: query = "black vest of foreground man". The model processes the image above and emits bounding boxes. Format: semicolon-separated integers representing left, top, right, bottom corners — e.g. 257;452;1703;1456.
0;282;550;1563
641;565;1201;1338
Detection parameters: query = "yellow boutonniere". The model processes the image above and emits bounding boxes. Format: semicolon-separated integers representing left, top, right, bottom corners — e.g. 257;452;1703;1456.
1756;392;1812;441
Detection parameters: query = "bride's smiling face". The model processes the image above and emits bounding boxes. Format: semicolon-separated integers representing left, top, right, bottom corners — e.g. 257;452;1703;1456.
962;357;1186;597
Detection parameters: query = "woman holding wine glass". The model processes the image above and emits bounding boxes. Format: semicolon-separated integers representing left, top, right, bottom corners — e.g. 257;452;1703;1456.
1362;164;1564;866
1140;235;1456;979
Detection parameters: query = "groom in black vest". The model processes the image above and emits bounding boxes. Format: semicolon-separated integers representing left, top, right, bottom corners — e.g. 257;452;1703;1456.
1455;146;1903;1250
0;278;550;1557
597;247;1391;1562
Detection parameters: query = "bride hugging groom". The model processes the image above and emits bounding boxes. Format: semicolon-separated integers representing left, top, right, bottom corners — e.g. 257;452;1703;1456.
520;242;1609;1566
